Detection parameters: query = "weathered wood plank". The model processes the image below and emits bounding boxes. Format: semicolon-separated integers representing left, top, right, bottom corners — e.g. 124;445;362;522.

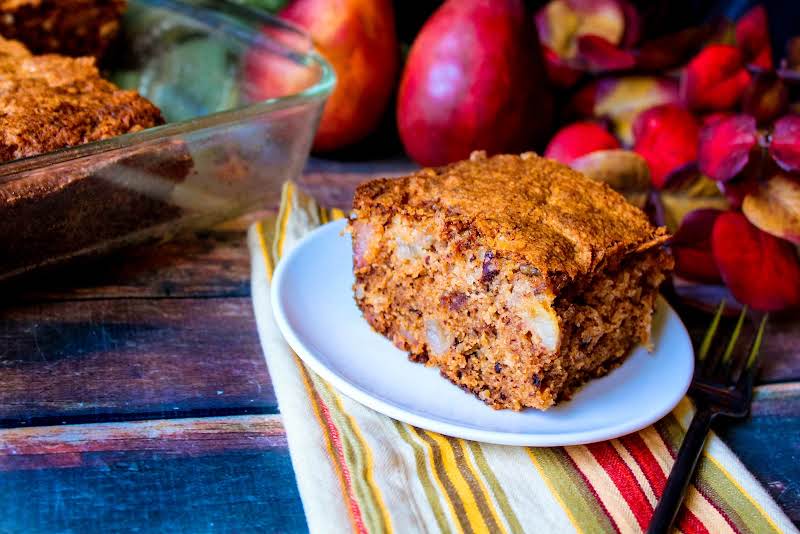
298;156;417;208
8;227;251;302
719;383;800;525
759;316;800;383
0;297;275;426
0;388;796;529
0;415;288;469
0;415;307;533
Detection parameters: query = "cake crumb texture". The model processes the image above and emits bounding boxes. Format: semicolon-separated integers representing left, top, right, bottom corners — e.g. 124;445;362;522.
0;0;126;57
351;152;672;410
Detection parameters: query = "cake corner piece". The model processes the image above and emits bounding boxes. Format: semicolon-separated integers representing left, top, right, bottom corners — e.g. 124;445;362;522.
350;151;673;411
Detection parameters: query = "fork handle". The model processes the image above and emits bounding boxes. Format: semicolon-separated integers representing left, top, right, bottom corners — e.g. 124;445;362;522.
647;407;714;534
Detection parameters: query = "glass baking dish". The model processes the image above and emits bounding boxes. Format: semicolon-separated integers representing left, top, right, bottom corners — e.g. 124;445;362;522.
0;0;334;281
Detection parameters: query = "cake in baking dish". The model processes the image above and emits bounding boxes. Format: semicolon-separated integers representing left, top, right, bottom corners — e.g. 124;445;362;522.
0;36;191;279
349;151;672;411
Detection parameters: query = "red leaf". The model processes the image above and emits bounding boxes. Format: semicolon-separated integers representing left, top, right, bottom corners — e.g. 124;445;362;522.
712;211;800;311
735;4;773;69
751;47;773;70
633;104;699;189
681;44;751;111
770;115;800;172
718;173;760;208
542;46;583;88
698;115;757;182
568;81;599;117
619;0;641;48
544;121;620;164
701;112;734;128
577;35;636;72
670;208;724;283
635;25;712;71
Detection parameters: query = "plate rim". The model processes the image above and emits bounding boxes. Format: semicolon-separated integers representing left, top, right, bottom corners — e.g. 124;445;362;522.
271;219;694;446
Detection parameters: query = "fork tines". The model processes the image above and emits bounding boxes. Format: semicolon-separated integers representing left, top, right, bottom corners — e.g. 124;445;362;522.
691;301;768;416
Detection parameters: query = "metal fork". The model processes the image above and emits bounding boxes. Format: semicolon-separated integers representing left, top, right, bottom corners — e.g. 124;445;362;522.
646;301;768;534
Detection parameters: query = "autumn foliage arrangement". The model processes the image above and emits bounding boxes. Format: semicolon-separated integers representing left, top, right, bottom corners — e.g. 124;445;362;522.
540;2;800;313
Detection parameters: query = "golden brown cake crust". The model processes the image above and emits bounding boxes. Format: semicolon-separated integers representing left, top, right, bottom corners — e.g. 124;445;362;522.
0;0;126;57
0;36;163;163
354;151;668;291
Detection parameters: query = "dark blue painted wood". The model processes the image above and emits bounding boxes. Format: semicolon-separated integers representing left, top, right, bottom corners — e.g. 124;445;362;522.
1;450;307;533
0;416;307;534
0;297;278;427
719;385;800;525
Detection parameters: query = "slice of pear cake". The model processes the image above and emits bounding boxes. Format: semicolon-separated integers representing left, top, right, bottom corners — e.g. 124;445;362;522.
349;151;672;411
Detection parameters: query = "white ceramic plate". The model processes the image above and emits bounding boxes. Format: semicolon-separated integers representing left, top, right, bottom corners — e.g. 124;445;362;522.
272;220;694;446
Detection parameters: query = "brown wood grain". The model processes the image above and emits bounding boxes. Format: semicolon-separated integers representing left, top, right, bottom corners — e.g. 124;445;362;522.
0;415;287;471
7;228;251;302
298;156;417;208
0;297;274;425
761;315;800;382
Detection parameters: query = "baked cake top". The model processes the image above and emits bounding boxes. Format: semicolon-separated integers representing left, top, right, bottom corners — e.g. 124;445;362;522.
0;1;37;8
353;151;668;285
0;0;123;10
0;36;163;163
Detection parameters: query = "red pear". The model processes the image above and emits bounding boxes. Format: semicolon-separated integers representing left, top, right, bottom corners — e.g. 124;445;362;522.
247;0;398;152
397;0;554;167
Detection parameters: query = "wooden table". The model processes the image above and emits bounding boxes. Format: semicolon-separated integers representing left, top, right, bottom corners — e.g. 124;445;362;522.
1;165;798;532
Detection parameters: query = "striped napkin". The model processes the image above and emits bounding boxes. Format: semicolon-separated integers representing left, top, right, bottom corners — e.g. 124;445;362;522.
248;182;797;534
